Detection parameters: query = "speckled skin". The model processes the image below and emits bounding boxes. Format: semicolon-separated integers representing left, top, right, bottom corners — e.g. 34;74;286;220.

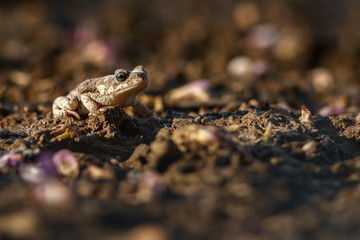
53;65;153;119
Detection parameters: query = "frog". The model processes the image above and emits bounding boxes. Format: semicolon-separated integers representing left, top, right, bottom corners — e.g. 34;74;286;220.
52;65;153;119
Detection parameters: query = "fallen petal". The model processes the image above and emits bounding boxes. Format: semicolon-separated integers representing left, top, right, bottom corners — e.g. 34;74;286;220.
34;179;73;206
19;165;48;184
165;80;210;106
227;56;253;78
52;149;79;178
0;148;39;169
247;24;279;50
318;105;345;116
140;171;166;196
36;151;57;176
0;152;23;169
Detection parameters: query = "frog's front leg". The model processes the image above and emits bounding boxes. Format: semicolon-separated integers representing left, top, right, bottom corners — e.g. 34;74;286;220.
80;94;101;115
53;96;80;120
133;100;153;117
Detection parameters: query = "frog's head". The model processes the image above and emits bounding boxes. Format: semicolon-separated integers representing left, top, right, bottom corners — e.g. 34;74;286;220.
113;65;148;95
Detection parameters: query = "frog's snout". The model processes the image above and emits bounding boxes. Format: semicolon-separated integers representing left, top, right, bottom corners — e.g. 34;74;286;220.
132;65;147;79
133;65;146;74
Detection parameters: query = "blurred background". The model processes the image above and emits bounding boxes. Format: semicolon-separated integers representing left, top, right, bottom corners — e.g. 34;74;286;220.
1;0;360;114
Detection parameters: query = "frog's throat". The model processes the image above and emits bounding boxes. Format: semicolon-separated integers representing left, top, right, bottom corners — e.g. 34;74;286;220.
115;81;147;94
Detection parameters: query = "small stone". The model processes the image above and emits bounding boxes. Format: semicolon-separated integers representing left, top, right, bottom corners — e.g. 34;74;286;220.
153;95;164;113
34;178;73;206
261;123;273;145
87;164;115;180
299;105;313;125
301;141;317;158
10;71;31;87
232;2;260;31
310;67;334;92
128;224;167;240
165;80;210;106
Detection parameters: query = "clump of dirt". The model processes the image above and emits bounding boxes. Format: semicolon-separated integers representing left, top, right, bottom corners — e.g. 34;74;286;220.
2;105;360;239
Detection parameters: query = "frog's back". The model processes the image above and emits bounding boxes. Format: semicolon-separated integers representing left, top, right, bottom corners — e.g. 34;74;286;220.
76;78;98;95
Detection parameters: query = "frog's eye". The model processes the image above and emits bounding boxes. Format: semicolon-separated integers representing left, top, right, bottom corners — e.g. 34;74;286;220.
115;71;127;82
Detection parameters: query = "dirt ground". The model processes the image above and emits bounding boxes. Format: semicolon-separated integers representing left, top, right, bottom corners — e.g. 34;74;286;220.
1;0;360;239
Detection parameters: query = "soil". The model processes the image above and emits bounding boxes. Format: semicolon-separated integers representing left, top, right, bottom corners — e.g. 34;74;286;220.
1;1;360;239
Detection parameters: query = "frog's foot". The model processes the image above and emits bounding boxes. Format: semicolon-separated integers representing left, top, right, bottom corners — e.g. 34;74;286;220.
97;107;108;113
88;111;103;118
64;110;81;120
53;96;80;120
53;110;80;120
50;124;77;142
88;106;113;118
133;100;153;117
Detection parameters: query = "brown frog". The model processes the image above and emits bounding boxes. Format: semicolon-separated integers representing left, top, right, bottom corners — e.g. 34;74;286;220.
52;65;153;119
